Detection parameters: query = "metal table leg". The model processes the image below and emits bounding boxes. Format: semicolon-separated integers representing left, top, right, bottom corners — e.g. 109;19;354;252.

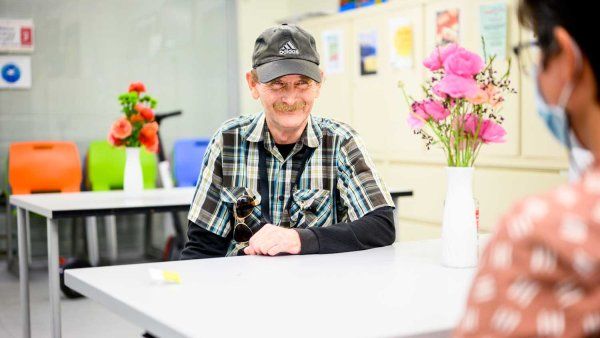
47;218;61;338
6;201;13;266
17;207;31;338
85;217;99;267
26;211;32;266
104;215;118;264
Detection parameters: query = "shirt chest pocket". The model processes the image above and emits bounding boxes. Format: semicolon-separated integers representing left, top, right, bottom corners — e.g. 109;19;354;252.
220;187;263;232
289;188;333;229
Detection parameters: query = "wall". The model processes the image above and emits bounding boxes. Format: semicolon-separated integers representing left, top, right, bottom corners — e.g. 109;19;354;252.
0;0;236;186
298;0;569;241
0;0;237;255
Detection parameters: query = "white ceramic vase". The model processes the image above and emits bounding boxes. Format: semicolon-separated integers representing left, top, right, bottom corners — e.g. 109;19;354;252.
124;147;144;194
441;167;478;268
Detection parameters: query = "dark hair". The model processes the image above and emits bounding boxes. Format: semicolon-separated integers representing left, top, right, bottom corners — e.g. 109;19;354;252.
518;0;599;97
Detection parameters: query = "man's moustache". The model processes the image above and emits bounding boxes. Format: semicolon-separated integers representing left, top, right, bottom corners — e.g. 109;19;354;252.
273;102;306;112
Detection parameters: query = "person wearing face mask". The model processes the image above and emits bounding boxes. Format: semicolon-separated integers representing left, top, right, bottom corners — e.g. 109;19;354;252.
180;24;395;259
454;1;600;337
533;35;594;181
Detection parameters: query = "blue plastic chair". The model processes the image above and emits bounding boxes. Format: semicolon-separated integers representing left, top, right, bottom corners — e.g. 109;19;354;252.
173;138;209;187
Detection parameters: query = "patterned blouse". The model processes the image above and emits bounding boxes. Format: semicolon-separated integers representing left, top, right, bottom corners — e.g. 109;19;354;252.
454;167;600;337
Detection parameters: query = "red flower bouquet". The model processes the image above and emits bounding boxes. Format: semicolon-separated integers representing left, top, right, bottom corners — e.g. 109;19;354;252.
108;82;159;153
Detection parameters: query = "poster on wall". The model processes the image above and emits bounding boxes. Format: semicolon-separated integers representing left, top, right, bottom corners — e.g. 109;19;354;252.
322;30;344;75
358;30;378;75
389;17;414;69
0;55;31;89
0;19;34;52
480;2;508;60
435;8;460;45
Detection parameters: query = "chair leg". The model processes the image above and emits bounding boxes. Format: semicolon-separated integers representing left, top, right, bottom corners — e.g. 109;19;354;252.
85;216;99;266
144;211;153;257
70;217;80;257
171;211;185;257
104;215;117;264
163;212;175;244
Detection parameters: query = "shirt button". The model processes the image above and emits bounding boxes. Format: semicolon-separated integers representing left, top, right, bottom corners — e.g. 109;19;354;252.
279;195;284;201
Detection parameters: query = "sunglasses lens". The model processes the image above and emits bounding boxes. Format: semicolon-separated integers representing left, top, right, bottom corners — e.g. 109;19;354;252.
235;195;256;218
234;223;253;243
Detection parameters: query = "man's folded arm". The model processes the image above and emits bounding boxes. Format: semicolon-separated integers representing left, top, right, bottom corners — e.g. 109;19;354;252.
295;206;395;254
180;221;230;259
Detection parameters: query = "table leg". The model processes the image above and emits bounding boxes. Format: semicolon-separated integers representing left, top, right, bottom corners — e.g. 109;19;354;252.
26;211;32;266
17;207;31;338
47;218;61;338
6;201;13;266
85;217;99;267
104;215;118;264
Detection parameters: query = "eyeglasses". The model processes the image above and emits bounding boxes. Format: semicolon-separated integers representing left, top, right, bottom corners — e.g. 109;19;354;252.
233;194;259;243
513;40;540;77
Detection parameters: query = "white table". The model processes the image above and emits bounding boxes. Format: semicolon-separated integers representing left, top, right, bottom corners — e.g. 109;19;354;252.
9;187;196;338
66;237;487;338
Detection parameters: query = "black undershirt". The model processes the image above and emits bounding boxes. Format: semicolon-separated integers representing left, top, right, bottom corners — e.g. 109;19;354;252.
275;142;295;159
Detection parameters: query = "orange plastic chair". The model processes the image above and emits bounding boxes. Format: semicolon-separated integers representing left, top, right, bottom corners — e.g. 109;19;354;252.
7;141;83;269
8;141;82;194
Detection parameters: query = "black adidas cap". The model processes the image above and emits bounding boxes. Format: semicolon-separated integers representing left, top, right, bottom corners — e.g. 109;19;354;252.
252;24;321;83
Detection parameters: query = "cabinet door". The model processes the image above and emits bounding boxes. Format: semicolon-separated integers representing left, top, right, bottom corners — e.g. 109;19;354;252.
302;19;354;125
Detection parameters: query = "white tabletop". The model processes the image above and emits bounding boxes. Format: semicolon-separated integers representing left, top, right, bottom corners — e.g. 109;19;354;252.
66;237;487;338
9;187;196;218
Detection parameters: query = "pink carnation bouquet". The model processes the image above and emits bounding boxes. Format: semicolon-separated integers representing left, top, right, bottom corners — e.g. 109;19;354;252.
400;43;515;166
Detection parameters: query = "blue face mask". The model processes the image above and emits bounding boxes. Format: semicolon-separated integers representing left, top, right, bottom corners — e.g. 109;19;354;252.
533;65;575;147
533;48;593;179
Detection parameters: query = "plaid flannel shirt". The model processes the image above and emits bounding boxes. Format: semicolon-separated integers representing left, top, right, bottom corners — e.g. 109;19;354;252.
187;112;394;255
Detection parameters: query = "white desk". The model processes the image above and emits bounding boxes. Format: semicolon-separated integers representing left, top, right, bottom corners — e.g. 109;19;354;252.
9;187;196;338
66;237;486;338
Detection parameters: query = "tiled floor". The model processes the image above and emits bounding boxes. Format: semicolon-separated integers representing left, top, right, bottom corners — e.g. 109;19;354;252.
0;261;143;337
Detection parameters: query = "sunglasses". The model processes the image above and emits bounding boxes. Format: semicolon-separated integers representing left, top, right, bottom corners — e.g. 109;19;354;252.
233;194;259;243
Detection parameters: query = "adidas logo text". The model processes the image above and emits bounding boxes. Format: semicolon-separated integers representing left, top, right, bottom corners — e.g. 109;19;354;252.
279;41;299;55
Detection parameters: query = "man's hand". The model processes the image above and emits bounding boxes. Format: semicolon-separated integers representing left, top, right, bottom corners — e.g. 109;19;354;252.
243;224;301;256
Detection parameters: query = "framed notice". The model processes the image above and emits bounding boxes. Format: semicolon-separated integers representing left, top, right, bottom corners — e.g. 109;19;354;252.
358;30;378;76
389;17;414;69
322;30;344;75
479;3;508;60
0;19;34;52
435;9;460;45
0;55;32;89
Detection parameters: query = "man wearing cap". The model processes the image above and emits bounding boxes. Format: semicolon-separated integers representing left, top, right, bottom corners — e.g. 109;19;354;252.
181;24;395;258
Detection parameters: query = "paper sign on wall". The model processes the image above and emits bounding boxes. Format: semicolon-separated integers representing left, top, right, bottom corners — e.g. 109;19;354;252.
436;8;460;45
0;55;31;89
479;3;508;60
389;17;413;69
359;30;378;76
322;30;344;75
0;19;34;52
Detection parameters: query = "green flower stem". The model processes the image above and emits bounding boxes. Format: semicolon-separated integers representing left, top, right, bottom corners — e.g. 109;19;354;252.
425;120;452;164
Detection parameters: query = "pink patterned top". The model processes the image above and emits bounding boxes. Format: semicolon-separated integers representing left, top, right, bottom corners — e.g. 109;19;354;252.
454;168;600;337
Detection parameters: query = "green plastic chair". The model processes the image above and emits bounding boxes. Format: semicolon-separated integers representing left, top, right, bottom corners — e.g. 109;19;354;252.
85;140;157;265
87;141;157;191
